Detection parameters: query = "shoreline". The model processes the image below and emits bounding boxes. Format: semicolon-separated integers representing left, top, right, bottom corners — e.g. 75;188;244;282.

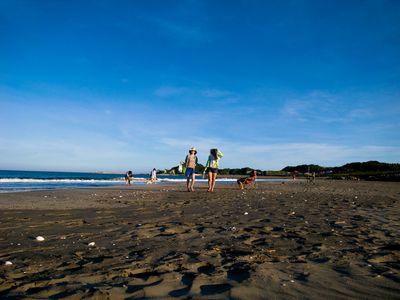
0;180;399;298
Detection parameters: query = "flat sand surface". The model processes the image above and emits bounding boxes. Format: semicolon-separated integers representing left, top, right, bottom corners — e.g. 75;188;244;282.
0;180;399;299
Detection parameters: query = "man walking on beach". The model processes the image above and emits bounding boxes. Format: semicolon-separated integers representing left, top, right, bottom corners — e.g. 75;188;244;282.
185;147;198;192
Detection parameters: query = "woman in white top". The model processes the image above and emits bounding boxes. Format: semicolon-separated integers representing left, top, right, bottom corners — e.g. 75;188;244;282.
151;168;157;181
204;149;223;192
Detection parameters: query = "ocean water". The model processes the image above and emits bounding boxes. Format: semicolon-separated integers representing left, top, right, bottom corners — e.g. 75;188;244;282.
0;170;288;193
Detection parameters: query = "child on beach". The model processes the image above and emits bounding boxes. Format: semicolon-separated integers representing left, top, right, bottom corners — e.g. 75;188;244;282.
185;147;198;192
237;170;257;189
125;171;133;185
204;149;224;192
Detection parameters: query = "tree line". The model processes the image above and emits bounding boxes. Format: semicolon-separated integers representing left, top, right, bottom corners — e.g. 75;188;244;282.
160;161;400;180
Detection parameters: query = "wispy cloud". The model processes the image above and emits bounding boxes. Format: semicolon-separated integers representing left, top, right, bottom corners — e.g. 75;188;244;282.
158;135;400;169
235;143;400;169
147;17;205;42
154;86;188;97
201;89;233;98
0;135;133;172
281;90;384;124
154;85;239;105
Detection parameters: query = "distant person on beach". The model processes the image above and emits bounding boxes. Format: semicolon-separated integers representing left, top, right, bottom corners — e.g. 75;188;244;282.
237;170;257;189
125;170;133;185
204;148;224;192
151;168;157;181
185;147;198;192
147;168;157;184
307;172;316;184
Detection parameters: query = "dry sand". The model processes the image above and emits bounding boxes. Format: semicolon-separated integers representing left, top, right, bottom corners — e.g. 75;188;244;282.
0;180;399;299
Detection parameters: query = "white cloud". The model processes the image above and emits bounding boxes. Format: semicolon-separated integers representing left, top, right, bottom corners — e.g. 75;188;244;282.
201;89;233;98
154;86;188;97
229;143;400;169
159;137;400;169
148;17;205;42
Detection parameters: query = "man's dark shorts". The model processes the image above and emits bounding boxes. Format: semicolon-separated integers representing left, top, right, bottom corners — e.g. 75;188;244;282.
185;168;195;178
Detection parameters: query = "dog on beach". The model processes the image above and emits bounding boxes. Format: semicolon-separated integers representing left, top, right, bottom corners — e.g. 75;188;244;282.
237;170;257;189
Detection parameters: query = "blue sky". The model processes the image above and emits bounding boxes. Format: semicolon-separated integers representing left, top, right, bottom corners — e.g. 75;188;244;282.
1;0;399;172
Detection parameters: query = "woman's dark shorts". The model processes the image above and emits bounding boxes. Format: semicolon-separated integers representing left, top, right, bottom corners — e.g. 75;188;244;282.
207;168;218;174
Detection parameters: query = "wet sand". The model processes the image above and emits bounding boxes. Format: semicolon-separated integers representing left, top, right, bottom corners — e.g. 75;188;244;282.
0;180;399;299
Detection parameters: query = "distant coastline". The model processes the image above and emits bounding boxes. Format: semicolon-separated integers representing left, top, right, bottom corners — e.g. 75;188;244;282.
161;160;400;181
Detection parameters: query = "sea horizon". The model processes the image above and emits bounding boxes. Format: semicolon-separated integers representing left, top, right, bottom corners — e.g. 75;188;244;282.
0;169;288;193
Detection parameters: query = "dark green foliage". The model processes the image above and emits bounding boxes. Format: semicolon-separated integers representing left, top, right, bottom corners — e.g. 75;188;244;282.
281;161;400;174
218;167;255;175
163;161;400;180
195;163;205;173
280;161;400;180
333;161;400;173
281;164;328;173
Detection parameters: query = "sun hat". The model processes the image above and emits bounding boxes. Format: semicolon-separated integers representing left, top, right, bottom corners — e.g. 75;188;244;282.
189;147;197;154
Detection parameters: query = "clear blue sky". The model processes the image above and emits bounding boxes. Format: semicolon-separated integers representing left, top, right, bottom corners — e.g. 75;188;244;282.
1;0;399;172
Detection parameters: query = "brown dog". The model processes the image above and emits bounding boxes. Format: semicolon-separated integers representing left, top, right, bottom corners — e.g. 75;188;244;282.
237;170;257;189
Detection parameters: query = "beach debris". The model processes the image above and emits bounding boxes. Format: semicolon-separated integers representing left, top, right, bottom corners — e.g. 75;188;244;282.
289;211;296;215
60;236;66;240
119;195;123;198
36;236;45;242
335;221;346;225
88;242;95;247
244;212;249;215
231;226;237;231
5;261;13;266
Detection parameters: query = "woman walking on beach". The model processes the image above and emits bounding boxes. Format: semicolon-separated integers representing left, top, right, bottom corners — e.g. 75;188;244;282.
204;148;224;192
185;147;198;192
151;168;157;181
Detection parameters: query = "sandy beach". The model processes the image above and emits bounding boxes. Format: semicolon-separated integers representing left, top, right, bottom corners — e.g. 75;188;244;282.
0;180;399;299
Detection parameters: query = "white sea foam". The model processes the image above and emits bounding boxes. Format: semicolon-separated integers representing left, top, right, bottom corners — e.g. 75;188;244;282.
0;178;125;183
